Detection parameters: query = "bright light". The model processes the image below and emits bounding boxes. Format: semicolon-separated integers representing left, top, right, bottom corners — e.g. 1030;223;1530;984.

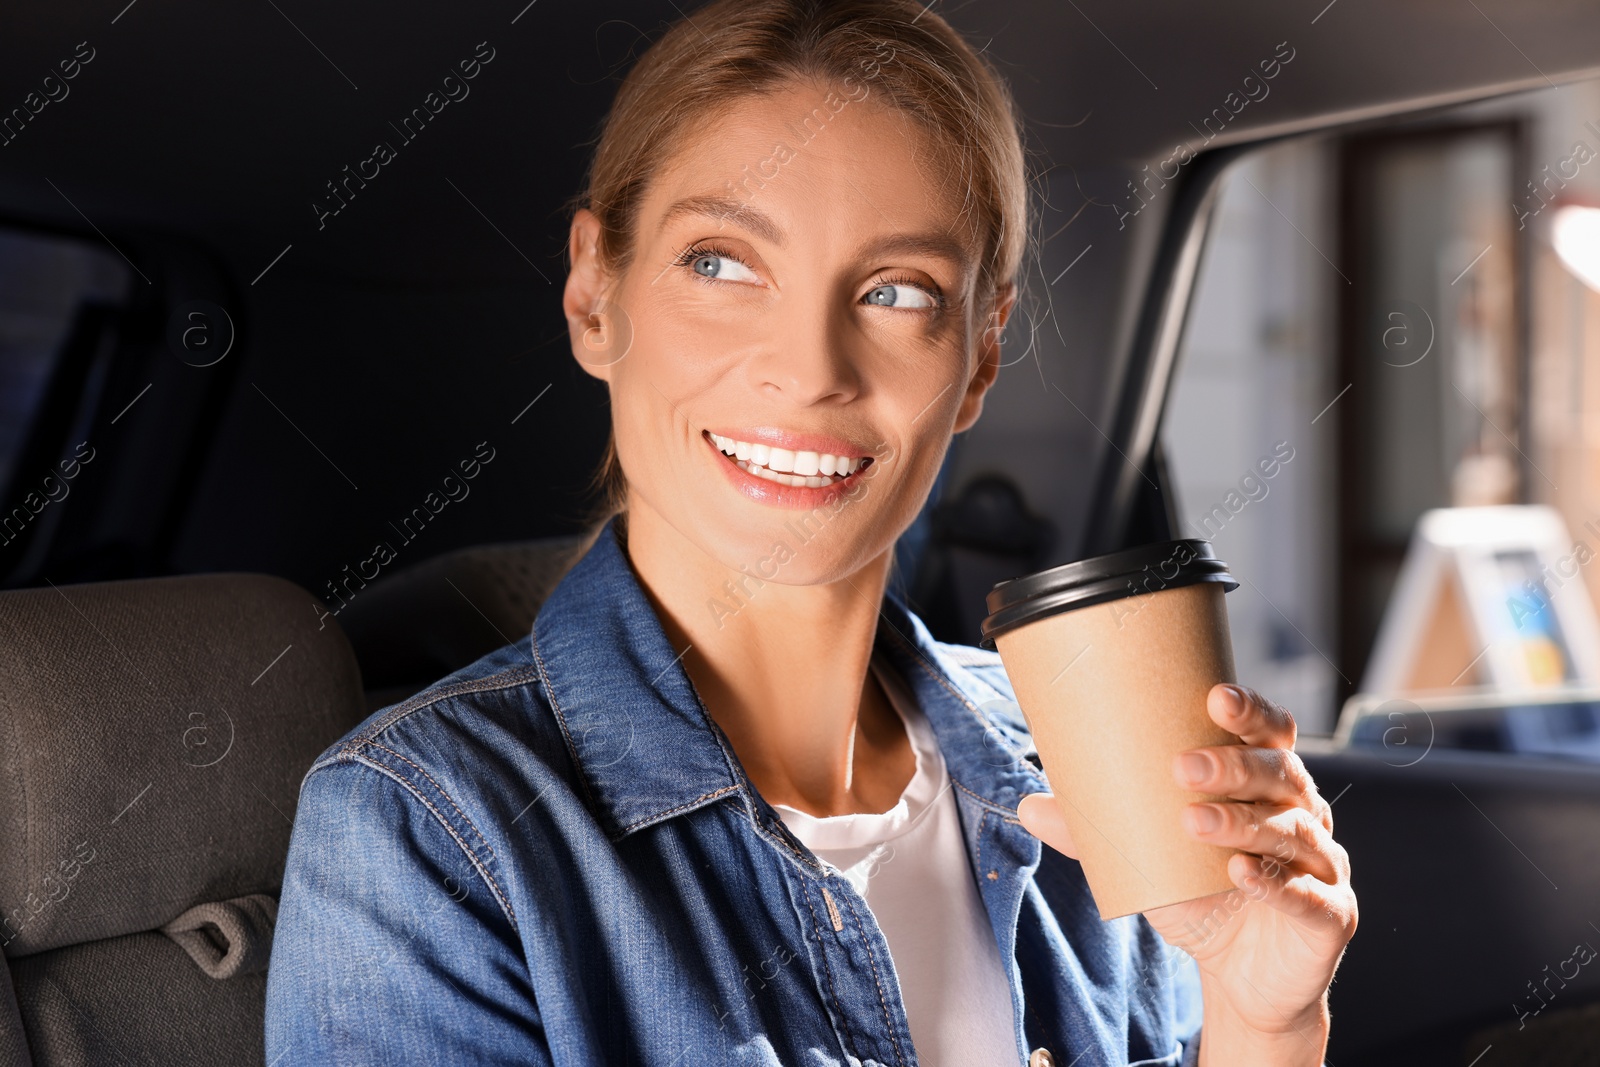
1552;205;1600;293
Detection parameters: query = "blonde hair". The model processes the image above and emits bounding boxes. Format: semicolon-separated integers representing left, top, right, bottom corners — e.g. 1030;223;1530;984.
570;0;1033;526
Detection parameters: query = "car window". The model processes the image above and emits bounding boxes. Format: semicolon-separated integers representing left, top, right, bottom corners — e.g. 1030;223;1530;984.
0;226;131;502
1164;73;1600;737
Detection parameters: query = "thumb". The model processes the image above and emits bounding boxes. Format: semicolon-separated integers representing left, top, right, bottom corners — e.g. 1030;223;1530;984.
1017;794;1079;859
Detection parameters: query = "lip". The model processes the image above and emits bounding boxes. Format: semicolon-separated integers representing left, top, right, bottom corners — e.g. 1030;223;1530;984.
701;428;884;510
700;426;879;460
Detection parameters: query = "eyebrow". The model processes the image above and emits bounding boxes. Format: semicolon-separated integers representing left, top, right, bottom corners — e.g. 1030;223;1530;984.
658;193;974;273
867;231;973;274
661;195;786;247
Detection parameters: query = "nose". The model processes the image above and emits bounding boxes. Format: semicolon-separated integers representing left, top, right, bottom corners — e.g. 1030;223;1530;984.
745;301;861;407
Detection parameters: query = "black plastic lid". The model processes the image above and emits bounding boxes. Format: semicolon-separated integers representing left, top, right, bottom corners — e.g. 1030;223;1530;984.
979;538;1237;649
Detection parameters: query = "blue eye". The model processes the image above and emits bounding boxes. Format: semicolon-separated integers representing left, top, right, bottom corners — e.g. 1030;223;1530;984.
865;282;937;309
677;245;760;284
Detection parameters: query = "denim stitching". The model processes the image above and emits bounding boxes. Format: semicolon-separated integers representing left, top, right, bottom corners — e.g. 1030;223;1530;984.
801;880;857;1061
528;634;601;815
535;628;805;848
330;754;519;933
974;808;994;882
952;778;1018;818
688;678;784;833
881;622;986;720
615;785;740;836
837;889;909;1067
756;808;823;869
819;885;844;933
737;793;827;875
720;753;825;871
356;664;543;743
350;738;518;929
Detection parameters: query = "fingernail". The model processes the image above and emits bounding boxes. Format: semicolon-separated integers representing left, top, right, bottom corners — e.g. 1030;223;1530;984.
1190;805;1221;833
1178;751;1212;785
1223;684;1246;711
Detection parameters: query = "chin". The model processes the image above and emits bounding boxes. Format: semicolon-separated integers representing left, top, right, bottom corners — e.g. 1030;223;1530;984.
692;496;903;584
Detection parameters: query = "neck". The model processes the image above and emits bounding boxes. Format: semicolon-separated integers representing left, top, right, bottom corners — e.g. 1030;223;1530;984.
621;500;913;817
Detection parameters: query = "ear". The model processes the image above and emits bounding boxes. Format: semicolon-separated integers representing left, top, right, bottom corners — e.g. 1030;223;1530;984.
953;283;1016;433
564;208;628;380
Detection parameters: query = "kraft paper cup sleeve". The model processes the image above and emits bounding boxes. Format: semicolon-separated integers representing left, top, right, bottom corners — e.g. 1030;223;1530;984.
995;580;1241;920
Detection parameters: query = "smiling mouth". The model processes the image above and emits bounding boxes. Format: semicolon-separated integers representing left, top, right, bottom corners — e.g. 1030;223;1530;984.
703;431;874;489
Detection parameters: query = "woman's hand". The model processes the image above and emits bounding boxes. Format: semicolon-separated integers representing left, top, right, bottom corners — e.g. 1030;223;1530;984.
1017;683;1357;1067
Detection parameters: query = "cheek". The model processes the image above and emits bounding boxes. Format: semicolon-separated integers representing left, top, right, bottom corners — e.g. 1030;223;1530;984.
885;345;970;431
628;290;748;393
603;309;734;486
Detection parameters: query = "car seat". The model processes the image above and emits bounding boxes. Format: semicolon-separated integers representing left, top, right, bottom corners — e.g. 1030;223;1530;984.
0;573;366;1066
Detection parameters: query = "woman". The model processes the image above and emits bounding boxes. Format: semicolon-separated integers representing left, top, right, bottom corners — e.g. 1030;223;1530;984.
265;1;1356;1063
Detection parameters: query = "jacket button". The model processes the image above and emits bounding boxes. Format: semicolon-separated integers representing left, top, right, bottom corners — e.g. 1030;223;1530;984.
1028;1050;1054;1067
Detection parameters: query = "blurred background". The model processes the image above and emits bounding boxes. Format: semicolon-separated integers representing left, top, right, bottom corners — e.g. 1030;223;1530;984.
1163;77;1600;735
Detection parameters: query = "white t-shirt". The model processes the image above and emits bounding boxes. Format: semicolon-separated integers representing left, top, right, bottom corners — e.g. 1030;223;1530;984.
773;655;1021;1067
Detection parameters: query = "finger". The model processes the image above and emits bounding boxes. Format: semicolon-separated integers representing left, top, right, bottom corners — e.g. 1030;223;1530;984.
1174;744;1330;823
1228;852;1359;941
1017;793;1079;859
1208;683;1296;749
1184;802;1348;885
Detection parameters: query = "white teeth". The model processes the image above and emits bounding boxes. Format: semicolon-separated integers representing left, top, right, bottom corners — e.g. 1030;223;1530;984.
711;431;867;485
737;460;814;487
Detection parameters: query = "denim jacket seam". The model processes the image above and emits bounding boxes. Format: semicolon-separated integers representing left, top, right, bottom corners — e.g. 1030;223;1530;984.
938;653;1010;702
951;777;1020;818
531;625;859;862
697;700;879;876
735;796;832;880
974;807;995;881
528;632;603;818
333;664;545;753
614;785;742;836
880;614;994;721
836;889;911;1067
345;737;520;930
800;881;857;1060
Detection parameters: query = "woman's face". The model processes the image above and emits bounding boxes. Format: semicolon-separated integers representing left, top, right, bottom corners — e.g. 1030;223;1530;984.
566;78;1013;586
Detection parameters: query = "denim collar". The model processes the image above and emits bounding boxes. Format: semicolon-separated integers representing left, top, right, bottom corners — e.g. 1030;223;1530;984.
530;516;1050;841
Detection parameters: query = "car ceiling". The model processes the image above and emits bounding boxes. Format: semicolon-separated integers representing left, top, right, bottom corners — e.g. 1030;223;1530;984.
3;0;1595;281
1;0;1598;589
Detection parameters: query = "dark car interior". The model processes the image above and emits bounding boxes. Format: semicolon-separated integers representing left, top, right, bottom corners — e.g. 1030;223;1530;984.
5;1;1600;1063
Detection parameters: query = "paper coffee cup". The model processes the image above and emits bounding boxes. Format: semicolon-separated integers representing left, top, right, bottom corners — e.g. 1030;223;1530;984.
980;539;1242;920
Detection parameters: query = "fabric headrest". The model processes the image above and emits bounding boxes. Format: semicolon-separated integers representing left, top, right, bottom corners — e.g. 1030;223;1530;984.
338;535;583;689
0;572;365;957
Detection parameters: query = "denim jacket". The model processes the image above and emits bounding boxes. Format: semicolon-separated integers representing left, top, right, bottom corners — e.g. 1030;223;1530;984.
265;517;1205;1066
